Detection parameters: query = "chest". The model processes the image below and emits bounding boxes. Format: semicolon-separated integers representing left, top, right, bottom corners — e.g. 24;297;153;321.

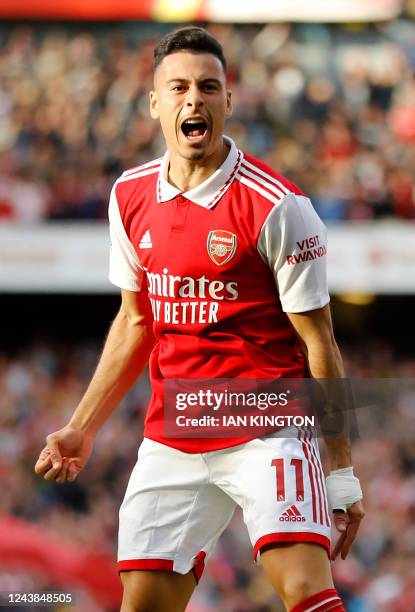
131;191;266;282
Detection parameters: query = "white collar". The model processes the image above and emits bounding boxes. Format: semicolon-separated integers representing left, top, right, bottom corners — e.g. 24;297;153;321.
156;136;242;209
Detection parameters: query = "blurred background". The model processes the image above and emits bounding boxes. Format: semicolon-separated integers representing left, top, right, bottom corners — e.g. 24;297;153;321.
0;0;415;610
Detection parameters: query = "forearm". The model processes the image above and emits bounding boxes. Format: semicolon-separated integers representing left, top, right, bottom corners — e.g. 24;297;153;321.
302;337;352;469
68;307;154;435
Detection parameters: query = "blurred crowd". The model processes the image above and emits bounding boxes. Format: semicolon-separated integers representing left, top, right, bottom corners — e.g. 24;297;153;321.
1;338;415;611
0;20;414;223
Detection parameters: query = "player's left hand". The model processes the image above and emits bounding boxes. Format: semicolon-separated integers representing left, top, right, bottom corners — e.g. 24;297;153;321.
331;500;365;560
326;467;364;560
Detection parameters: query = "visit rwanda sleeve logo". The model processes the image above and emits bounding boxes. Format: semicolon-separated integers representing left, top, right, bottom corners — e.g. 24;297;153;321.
207;230;237;266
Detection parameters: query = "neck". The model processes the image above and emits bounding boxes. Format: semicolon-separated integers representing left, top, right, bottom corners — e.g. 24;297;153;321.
167;139;229;192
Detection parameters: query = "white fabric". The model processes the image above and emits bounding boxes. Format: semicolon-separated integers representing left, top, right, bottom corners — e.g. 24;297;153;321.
257;193;330;313
326;466;363;512
108;184;144;291
157;136;240;207
118;432;331;573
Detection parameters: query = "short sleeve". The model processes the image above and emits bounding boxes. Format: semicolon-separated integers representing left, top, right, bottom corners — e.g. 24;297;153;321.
257;193;330;313
108;183;144;291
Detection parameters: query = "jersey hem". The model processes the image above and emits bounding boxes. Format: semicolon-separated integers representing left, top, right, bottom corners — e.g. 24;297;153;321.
143;433;255;454
108;274;141;292
282;295;330;314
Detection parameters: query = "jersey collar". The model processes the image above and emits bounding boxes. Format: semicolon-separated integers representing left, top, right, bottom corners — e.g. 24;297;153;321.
157;136;242;209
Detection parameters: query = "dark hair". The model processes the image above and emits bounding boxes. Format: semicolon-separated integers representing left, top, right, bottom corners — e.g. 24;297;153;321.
154;26;227;74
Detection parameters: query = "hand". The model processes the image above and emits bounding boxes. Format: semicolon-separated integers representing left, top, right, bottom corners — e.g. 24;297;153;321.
331;500;365;561
34;425;95;484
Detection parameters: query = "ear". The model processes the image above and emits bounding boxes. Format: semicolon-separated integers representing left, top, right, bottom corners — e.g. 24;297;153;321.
225;89;233;118
149;90;159;119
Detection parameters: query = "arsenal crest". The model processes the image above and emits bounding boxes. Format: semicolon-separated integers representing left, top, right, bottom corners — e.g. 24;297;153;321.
207;230;237;266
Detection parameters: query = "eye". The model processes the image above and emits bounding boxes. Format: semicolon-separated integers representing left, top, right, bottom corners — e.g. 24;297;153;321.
171;85;187;92
203;82;219;92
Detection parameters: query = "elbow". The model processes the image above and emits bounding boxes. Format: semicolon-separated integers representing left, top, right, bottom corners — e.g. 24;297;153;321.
118;308;153;339
127;314;155;351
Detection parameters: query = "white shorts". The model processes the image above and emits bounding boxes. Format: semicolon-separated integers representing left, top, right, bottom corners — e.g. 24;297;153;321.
118;428;331;581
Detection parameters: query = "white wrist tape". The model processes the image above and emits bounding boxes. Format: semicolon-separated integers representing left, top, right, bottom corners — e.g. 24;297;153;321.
326;467;363;513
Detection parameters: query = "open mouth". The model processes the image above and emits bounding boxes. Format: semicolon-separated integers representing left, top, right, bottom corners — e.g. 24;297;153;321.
180;118;208;140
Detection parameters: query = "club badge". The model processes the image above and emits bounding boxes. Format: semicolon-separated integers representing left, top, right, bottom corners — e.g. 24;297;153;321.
207;230;237;266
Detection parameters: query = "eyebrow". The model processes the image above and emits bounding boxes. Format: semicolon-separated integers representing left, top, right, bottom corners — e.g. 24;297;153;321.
166;78;222;85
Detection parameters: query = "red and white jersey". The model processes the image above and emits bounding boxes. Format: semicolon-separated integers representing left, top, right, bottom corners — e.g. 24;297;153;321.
109;137;329;453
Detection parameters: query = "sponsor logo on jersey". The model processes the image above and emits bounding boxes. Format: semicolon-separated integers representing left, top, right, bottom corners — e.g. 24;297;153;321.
286;233;326;265
279;504;306;522
145;267;239;325
207;230;237;266
139;230;152;249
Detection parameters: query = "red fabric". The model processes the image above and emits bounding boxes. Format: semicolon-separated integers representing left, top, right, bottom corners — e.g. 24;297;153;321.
192;551;207;583
241;154;304;196
301;429;330;526
291;457;305;502
253;531;330;561
118;552;207;582
271;459;285;501
116;148;307;453
118;559;174;572
290;588;344;612
300;432;317;523
0;515;122;608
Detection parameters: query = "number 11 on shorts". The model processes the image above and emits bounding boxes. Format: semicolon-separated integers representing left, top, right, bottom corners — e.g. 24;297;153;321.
272;458;304;502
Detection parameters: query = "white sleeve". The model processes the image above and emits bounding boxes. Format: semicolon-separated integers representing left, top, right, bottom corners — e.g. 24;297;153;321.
108;184;144;291
257;193;330;313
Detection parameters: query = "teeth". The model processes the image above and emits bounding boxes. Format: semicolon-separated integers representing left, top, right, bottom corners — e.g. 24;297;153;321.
184;119;205;125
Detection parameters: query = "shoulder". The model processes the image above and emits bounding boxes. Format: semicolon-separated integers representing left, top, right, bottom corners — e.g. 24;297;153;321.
116;156;163;185
109;156;163;226
236;151;304;207
112;156;163;213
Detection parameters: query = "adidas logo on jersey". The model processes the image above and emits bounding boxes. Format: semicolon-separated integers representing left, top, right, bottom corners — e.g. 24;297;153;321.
279;505;306;522
139;230;152;249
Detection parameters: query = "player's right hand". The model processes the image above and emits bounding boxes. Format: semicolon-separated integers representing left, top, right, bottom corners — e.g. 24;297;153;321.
34;425;95;484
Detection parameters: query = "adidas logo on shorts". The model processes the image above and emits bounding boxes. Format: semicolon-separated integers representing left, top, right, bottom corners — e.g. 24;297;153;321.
279;504;306;522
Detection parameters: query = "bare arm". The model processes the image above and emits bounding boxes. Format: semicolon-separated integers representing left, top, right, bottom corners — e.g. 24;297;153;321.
287;304;364;559
287;304;350;469
69;288;155;434
34;288;155;483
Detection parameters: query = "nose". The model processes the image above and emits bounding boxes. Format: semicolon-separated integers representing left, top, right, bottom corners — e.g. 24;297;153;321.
185;84;204;110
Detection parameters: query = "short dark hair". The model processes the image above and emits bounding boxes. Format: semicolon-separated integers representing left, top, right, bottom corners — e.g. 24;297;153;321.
154;26;227;74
